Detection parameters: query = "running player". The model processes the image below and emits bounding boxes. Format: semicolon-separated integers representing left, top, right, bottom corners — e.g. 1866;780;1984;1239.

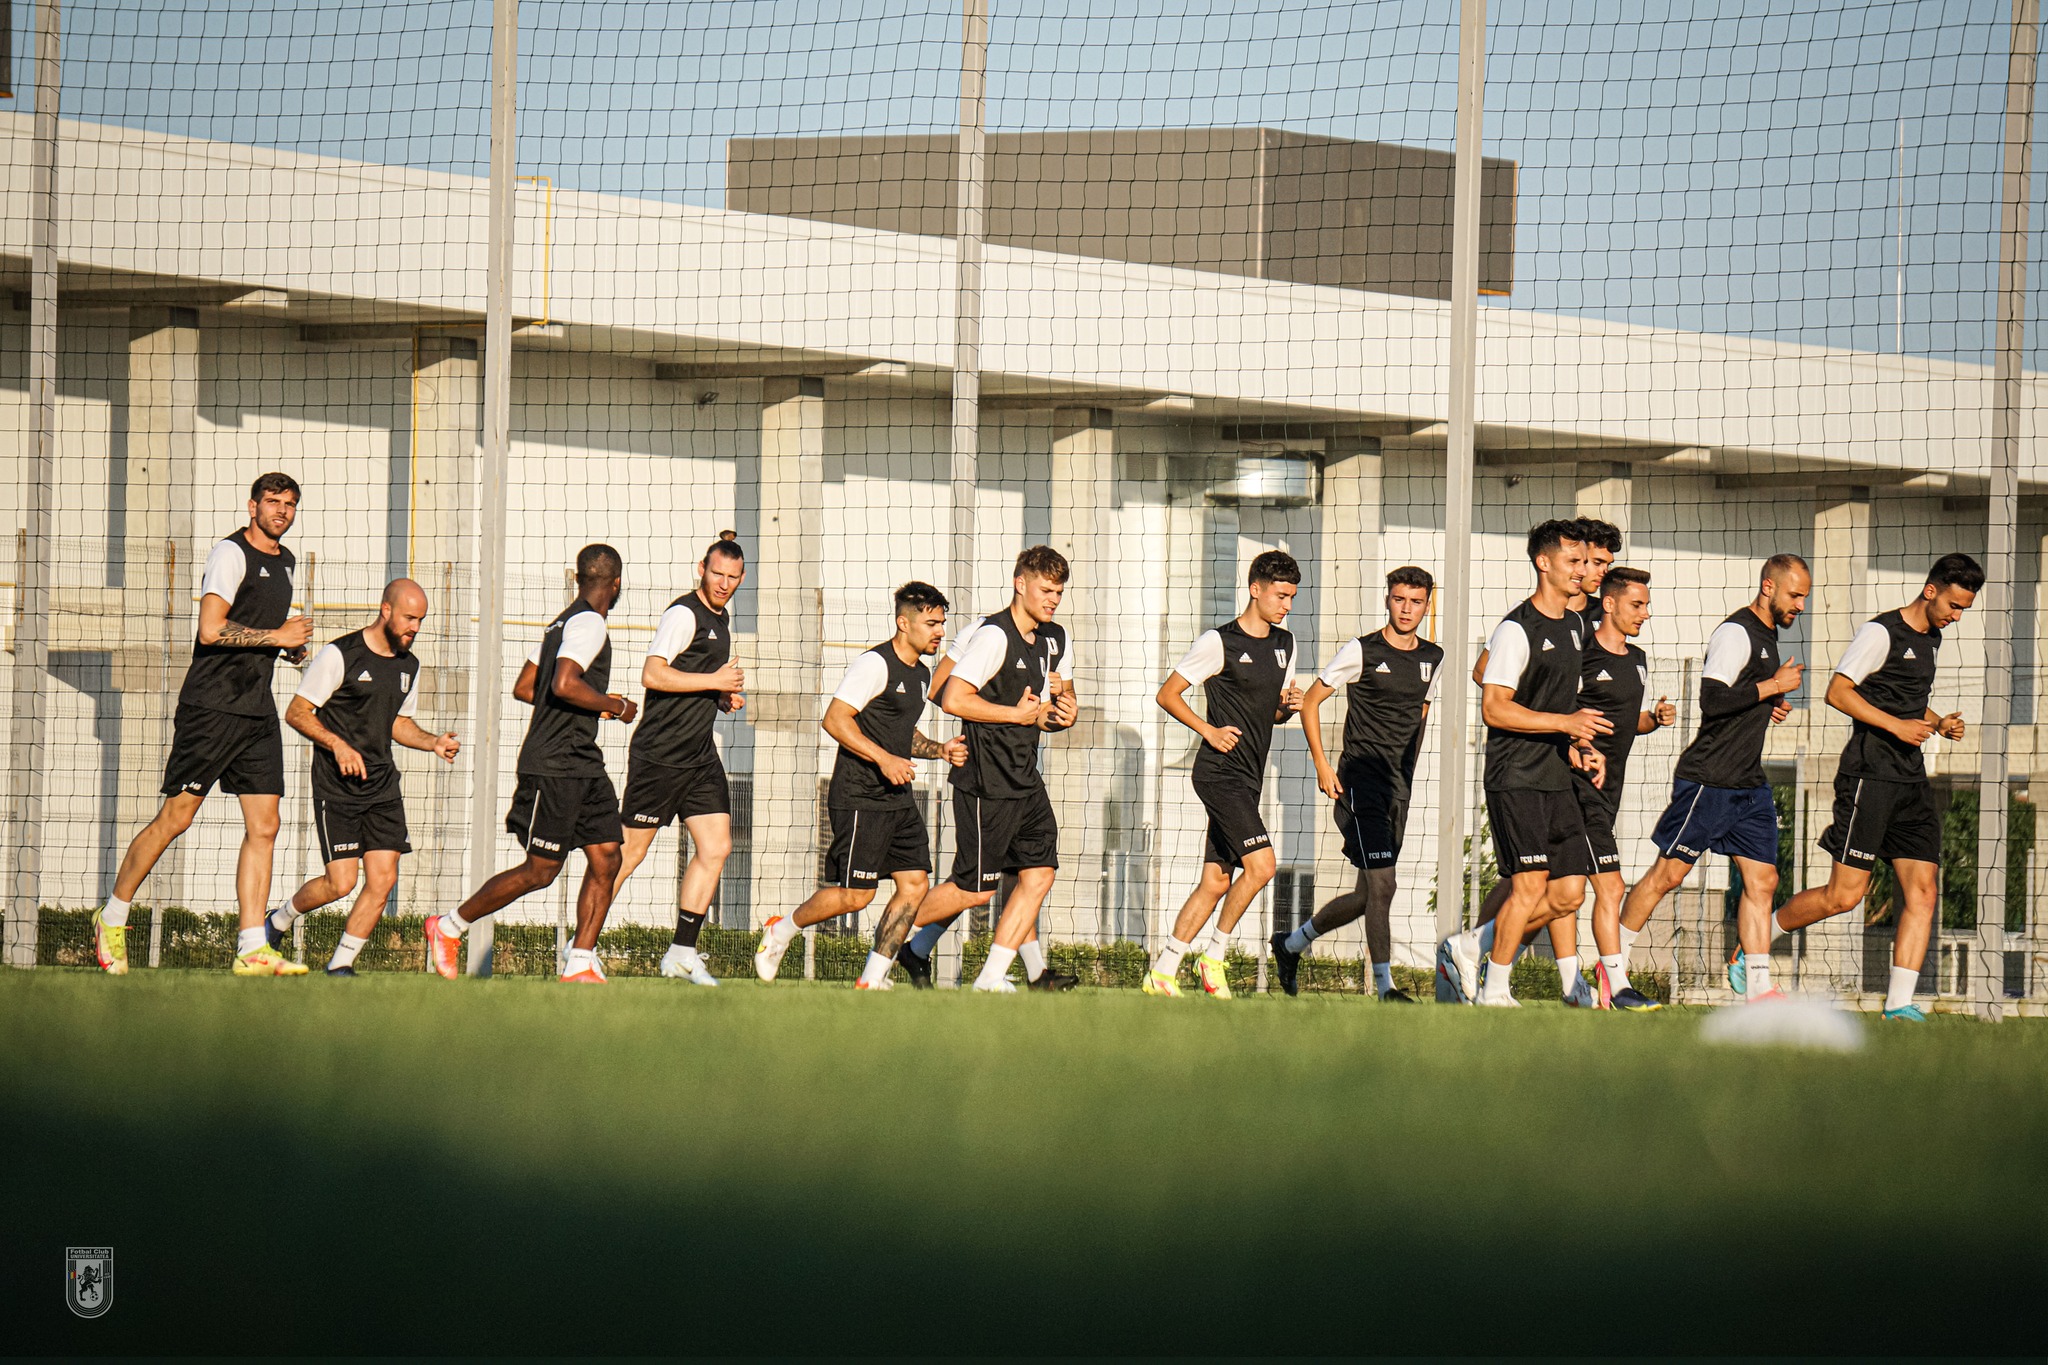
1459;517;1622;994
1437;519;1611;1007
753;582;968;988
1146;551;1305;998
1755;554;1981;1021
893;616;1077;992
92;473;315;977
1272;565;1439;1002
1567;566;1676;1010
424;545;638;984
610;534;747;986
263;579;461;975
1615;554;1808;1003
898;546;1080;993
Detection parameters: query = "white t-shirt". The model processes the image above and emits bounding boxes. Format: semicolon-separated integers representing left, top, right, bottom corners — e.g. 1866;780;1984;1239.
947;621;1079;691
1834;620;1892;683
295;641;421;716
1701;620;1753;687
1170;629;1228;684
832;650;892;709
198;539;248;603
647;603;698;665
526;612;609;669
1480;619;1532;690
1319;636;1443;701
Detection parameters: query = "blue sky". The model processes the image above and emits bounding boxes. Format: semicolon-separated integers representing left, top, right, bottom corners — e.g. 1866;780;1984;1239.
20;0;2045;363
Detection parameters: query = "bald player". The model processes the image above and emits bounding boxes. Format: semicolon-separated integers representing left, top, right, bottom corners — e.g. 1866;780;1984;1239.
264;579;461;974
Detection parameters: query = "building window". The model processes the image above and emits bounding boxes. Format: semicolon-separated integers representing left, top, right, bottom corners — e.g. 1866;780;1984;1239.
1271;865;1315;939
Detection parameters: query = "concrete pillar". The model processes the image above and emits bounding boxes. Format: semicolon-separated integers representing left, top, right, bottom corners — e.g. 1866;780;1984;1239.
1040;408;1115;942
1575;461;1634;546
746;377;827;928
1310;438;1383;960
1802;486;1872;994
407;334;480;914
112;307;200;930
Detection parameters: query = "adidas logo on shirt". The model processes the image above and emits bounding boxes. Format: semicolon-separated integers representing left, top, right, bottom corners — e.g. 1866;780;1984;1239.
1596;669;1612;681
357;671;374;683
1015;659;1028;670
1541;639;1555;652
1903;648;1916;659
708;629;717;639
1375;661;1392;674
894;682;907;693
258;566;271;577
1238;652;1253;663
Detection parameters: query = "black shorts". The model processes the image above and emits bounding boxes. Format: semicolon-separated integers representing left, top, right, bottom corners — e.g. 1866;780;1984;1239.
619;756;731;829
1486;786;1596;880
1194;777;1271;870
825;804;932;890
506;773;623;856
161;704;285;799
312;791;411;864
949;788;1059;891
1337;773;1409;871
1573;778;1624;875
1819;774;1943;870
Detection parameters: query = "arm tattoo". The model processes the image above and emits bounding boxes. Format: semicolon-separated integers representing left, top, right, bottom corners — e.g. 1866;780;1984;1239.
213;621;272;648
910;733;943;759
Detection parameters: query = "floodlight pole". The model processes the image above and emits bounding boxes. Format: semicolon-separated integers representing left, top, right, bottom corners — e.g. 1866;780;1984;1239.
1975;0;2038;1022
1435;0;1486;945
6;0;59;970
465;0;518;976
944;0;987;988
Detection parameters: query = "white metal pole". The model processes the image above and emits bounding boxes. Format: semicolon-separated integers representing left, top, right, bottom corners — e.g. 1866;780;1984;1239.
944;0;987;988
7;0;60;970
465;0;519;976
1975;0;2038;1021
1435;0;1486;945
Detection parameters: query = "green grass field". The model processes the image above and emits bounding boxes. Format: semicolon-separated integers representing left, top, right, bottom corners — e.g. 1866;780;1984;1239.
7;969;2043;1356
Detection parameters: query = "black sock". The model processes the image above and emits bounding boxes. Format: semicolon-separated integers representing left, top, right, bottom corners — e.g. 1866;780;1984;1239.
672;908;708;950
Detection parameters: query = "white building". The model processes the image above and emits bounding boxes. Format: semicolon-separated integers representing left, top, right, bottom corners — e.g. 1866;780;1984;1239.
4;114;2043;996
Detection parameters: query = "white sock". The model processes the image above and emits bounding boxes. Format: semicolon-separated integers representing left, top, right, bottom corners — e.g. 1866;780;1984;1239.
859;950;894;986
99;895;132;928
1020;940;1047;981
1372;961;1394;994
441;907;470;935
1479;958;1515;1003
268;899;299;934
1885;964;1919;1012
1619;923;1640;962
1770;909;1791;939
236;926;268;955
1205;926;1231;961
1745;953;1773;999
1556;954;1580;996
768;915;801;947
329;932;367;970
976;945;1017;988
1154;936;1195;976
563;947;595;976
1600;953;1629;992
1284;919;1322;954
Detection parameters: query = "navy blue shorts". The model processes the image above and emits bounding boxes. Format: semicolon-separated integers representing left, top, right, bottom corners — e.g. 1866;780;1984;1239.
1649;779;1778;866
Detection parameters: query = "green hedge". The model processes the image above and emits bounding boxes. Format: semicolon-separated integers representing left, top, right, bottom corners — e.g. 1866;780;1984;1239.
35;905;1665;1001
